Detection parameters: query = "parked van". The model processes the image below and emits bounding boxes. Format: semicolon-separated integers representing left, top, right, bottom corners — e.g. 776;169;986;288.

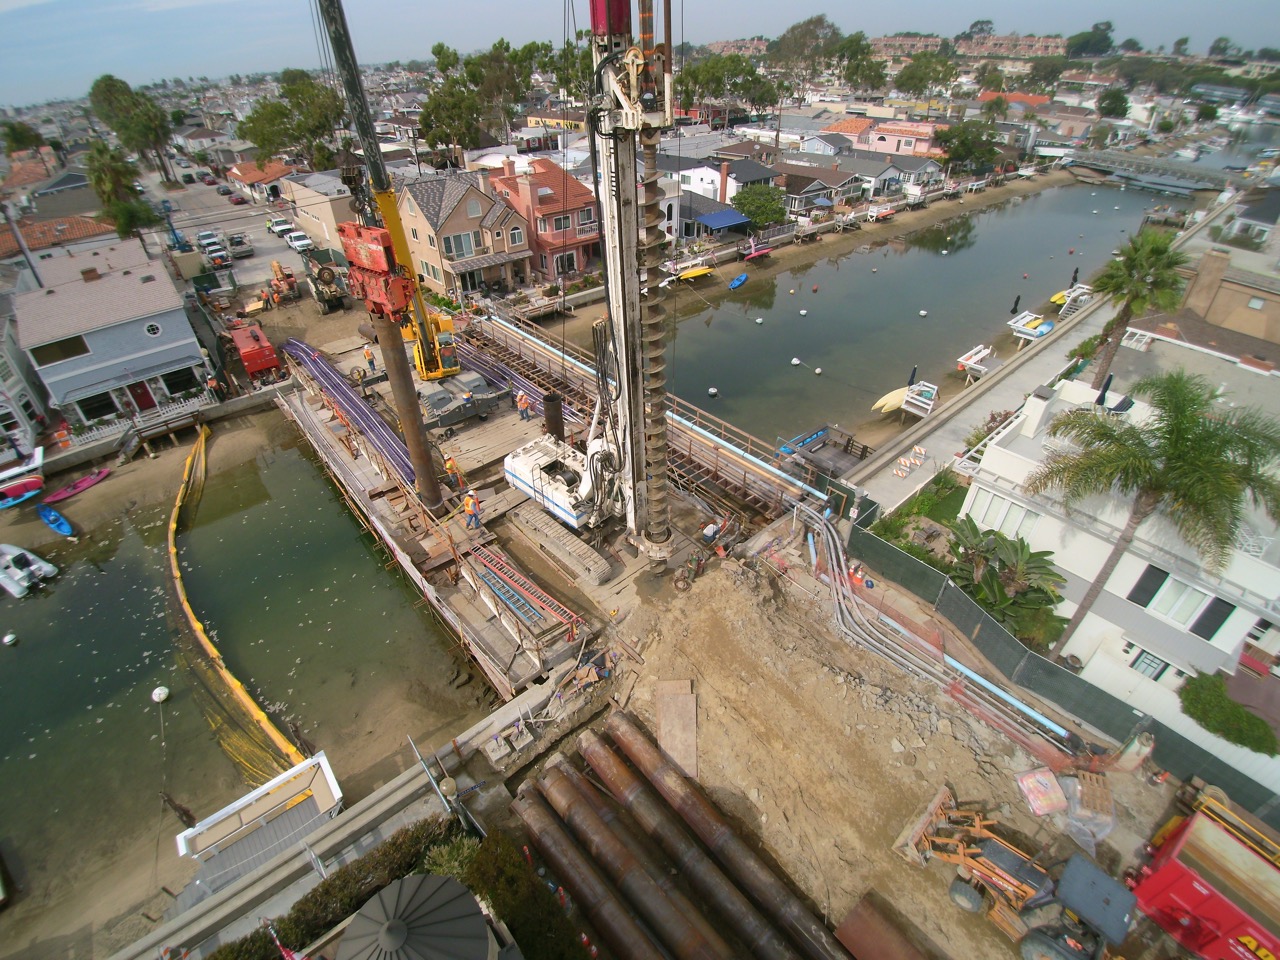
266;217;293;236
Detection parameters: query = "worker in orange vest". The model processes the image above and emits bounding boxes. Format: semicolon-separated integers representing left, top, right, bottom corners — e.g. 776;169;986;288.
463;490;482;529
516;390;532;421
443;455;460;488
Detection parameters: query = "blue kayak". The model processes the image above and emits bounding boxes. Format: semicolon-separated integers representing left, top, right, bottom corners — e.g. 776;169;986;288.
37;504;74;538
728;273;748;289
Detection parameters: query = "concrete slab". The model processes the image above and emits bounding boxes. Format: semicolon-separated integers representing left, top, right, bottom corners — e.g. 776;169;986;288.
657;684;698;779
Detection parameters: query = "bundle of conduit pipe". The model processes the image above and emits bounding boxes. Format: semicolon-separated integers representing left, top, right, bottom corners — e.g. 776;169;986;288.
511;712;853;960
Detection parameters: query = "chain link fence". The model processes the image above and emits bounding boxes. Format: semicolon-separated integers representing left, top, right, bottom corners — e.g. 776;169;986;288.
847;521;1280;830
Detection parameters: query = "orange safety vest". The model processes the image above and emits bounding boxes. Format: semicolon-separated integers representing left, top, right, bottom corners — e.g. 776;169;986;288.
463;494;479;516
517;393;531;410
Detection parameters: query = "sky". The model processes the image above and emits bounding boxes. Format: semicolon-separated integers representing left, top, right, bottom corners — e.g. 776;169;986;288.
1;0;1278;107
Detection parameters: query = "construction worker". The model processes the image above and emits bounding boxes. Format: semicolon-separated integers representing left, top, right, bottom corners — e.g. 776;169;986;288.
516;390;532;421
463;490;481;530
462;389;474;406
363;344;376;375
443;455;460;489
259;289;272;311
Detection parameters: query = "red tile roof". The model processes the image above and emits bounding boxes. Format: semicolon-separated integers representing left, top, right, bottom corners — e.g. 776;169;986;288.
227;160;300;186
491;157;594;213
821;117;875;136
1;155;55;192
0;215;117;259
979;92;1050;107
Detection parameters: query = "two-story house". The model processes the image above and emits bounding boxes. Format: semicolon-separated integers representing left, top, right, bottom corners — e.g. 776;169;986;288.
490;158;599;283
280;170;354;251
400;169;533;297
770;158;863;214
0;290;48;456
956;345;1280;791
14;239;213;438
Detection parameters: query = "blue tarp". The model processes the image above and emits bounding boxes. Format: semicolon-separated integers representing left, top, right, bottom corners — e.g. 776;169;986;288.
695;209;752;229
812;197;835;207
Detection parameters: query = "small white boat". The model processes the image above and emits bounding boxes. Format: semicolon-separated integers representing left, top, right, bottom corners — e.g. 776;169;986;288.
0;544;58;598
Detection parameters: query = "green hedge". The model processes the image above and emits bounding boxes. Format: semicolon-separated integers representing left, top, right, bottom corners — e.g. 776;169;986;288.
204;816;462;960
1179;673;1278;756
464;832;589;960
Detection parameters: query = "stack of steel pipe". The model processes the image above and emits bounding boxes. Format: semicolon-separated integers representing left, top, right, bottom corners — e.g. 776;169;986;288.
603;713;854;960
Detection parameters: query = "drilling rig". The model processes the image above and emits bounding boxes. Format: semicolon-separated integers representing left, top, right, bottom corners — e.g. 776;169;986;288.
316;0;461;506
503;0;675;562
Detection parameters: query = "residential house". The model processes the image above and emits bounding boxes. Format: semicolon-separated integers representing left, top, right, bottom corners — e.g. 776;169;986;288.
490;157;599;282
0;215;119;290
226;160;301;204
862;121;946;157
820;117;876;141
770;159;861;214
1038;105;1095;141
400;168;533;296
280;170;354;250
871;35;945;57
674;193;752;241
797;133;852;156
978;91;1051;111
955;343;1280;795
884;154;944;186
171;125;229;155
834;155;902;198
653;154;776;204
954;35;1067;58
711;140;783;166
0;290;48;456
1189;83;1250;104
208;140;261;168
14;239;213;434
25;168;99;219
1228;192;1280;250
1181;249;1280;343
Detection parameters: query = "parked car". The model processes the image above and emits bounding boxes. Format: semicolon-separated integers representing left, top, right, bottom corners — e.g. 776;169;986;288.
196;230;223;248
176;158;191;168
181;173;196;184
284;231;314;253
201;177;217;186
216;185;232;195
266;217;294;236
205;246;231;268
228;195;248;205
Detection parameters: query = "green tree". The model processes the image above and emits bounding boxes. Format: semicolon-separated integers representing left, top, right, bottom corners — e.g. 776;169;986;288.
894;53;956;102
1197;103;1219;122
832;32;885;91
1097;88;1130;118
1258;48;1280;62
1025;370;1280;657
980;96;1009;121
1156;118;1176;133
1172;37;1190;56
170;108;187;126
460;39;542;140
1027;56;1068;90
1067;21;1114;58
770;15;842;104
239;74;344;169
2;120;43;156
936;120;1001;169
956;19;995;42
101;198;160;239
731;184;786;229
431;42;460;75
89;74;135;130
278;67;312;86
418;75;485;167
404;59;430;74
1208;36;1233;57
1118;38;1143;53
89;77;173;180
86;141;135;205
1088;230;1188;388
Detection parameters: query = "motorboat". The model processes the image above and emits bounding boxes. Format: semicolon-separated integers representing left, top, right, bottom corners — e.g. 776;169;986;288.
0;544;58;598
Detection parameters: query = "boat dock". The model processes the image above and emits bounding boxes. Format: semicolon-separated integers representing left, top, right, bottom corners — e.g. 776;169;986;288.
1008;310;1054;348
956;344;1003;384
900;381;940;418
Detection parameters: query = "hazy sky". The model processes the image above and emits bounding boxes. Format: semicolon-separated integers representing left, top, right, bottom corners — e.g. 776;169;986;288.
1;0;1278;107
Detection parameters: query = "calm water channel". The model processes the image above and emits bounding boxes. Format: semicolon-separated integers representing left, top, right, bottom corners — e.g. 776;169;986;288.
0;417;480;918
662;183;1156;443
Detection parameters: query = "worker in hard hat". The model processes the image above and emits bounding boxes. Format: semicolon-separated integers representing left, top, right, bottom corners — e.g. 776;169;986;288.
443;455;460;489
516;390;532;421
463;490;482;530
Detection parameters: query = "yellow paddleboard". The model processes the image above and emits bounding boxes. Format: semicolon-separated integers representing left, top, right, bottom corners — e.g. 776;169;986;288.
1050;290;1068;305
873;386;909;412
679;266;713;281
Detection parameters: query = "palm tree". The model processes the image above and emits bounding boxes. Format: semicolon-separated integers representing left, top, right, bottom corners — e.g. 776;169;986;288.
1087;230;1188;389
981;96;1010;122
1025;370;1280;657
86;141;135;206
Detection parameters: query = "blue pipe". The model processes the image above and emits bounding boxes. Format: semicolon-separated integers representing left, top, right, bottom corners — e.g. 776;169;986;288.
944;655;1070;739
672;414;827;502
806;531;818;568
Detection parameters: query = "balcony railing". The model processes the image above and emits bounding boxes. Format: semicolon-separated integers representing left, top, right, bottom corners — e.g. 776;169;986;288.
442;245;490;263
71;394;216;447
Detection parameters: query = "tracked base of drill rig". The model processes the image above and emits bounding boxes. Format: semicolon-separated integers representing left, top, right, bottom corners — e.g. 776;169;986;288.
893;786;957;867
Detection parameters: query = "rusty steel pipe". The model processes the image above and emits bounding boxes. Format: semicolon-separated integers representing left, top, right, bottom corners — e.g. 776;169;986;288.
604;712;853;960
537;763;722;960
511;787;665;960
557;762;736;959
578;728;800;960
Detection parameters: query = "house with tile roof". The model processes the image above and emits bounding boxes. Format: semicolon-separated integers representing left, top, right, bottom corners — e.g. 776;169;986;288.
0;215;119;285
13;239;212;433
490;157;599;284
400;168;533;297
226;160;301;204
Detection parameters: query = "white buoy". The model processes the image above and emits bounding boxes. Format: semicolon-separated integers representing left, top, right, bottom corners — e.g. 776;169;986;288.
799;309;808;316
707;387;719;397
1115;206;1120;210
1092;210;1099;215
790;358;801;366
754;317;763;325
789;288;795;295
871;267;877;273
1091;192;1097;196
814;368;823;375
152;686;170;703
3;632;16;646
919;310;928;317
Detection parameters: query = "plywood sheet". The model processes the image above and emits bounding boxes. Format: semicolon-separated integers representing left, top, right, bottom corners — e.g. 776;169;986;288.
657;681;697;779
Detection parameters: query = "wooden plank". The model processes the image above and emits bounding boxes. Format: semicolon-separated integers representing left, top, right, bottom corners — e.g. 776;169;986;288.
657;688;697;779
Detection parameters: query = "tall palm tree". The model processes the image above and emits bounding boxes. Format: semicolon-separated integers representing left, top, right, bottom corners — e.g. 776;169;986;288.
1088;230;1188;389
86;141;135;206
1025;370;1280;657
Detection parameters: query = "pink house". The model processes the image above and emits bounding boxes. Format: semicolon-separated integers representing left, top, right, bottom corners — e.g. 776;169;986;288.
491;157;600;282
863;121;946;157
